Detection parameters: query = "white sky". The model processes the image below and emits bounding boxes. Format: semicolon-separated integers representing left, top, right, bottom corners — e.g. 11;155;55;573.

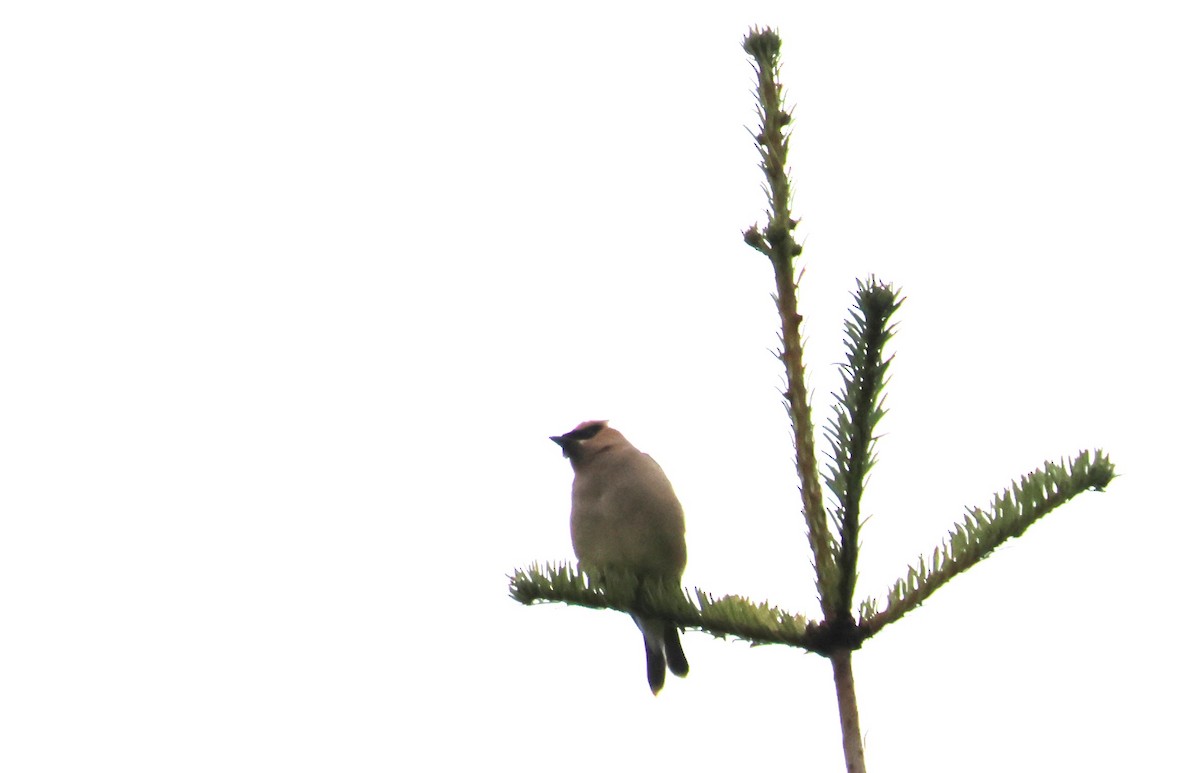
3;1;1197;770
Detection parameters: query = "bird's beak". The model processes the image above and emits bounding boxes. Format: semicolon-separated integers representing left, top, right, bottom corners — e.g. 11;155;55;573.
550;435;569;456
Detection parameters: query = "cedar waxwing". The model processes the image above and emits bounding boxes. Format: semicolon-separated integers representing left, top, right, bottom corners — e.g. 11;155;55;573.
550;420;689;694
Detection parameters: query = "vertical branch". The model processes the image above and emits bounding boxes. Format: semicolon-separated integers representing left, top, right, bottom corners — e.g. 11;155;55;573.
744;28;869;773
824;280;901;619
742;28;839;620
831;649;867;773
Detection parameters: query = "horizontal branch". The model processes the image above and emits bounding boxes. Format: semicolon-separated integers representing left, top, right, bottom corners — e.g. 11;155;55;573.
509;562;851;654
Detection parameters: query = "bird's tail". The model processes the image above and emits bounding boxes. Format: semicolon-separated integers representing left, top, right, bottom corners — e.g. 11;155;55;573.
643;634;667;695
633;615;688;695
664;625;688;677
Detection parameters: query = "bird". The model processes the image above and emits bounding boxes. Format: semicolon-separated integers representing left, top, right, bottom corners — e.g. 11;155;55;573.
550;420;689;694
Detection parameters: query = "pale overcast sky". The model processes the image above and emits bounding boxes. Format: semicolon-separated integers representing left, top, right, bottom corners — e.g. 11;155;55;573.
3;2;1197;771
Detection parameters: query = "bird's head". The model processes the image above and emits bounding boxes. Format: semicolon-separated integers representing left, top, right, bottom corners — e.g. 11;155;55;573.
550;420;624;468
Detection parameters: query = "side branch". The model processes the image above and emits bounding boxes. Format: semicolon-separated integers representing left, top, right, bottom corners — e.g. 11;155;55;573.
825;279;902;619
858;449;1115;636
509;562;843;652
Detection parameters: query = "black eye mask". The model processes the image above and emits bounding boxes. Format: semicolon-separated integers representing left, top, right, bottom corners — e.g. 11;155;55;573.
566;424;604;441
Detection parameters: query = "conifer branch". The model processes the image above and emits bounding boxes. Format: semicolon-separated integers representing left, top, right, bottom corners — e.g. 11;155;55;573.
824;279;902;620
858;450;1115;636
509;563;832;651
742;26;839;619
